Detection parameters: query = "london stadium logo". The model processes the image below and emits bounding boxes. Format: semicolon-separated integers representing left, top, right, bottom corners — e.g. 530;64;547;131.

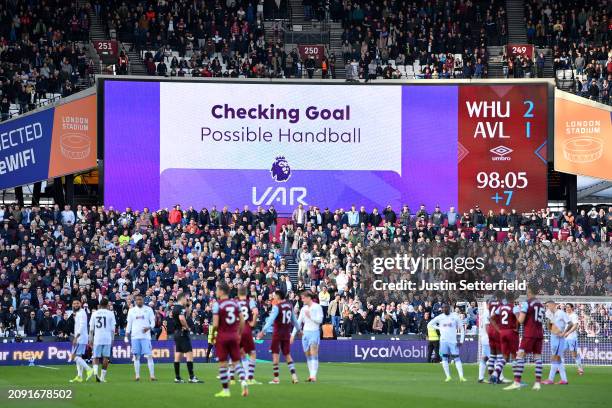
490;145;513;161
271;156;291;182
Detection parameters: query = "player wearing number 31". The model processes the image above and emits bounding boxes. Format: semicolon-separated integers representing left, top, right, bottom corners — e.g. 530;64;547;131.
291;290;323;382
257;290;301;384
125;294;157;381
89;298;116;382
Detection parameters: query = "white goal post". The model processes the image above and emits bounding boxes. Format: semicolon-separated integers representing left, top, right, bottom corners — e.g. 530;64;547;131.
477;296;612;366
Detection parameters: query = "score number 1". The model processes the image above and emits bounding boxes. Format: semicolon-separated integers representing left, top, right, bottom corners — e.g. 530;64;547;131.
524;100;533;138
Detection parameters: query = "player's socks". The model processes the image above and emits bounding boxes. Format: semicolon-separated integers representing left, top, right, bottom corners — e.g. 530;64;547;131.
442;359;451;378
486;355;495;375
76;364;83;378
146;356;155;378
548;362;559;381
454;358;464;378
75;356;90;373
575;356;583;371
513;357;525;383
248;359;255;380
219;366;229;389
558;363;568;382
133;359;141;378
478;359;486;380
174;362;181;380
273;363;279;378
187;361;195;379
312;356;319;378
93;364;99;377
100;369;107;381
494;358;506;377
534;359;543;382
235;362;246;381
306;356;314;377
287;361;296;376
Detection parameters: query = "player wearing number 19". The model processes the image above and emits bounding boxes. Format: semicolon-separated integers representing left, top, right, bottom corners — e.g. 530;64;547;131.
212;283;249;398
504;285;545;391
89;298;116;383
257;289;301;384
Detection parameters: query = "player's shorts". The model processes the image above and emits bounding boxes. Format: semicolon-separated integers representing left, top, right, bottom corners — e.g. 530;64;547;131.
565;338;578;353
174;334;193;353
93;344;112;358
302;330;320;352
481;343;491;358
499;330;519;355
550;336;566;356
240;330;255;354
216;336;241;362
439;341;459;357
73;343;87;356
270;335;291;355
486;327;500;351
131;338;153;356
519;336;543;355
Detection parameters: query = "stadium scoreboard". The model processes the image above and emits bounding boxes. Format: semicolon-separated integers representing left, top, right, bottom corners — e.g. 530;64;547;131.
100;80;550;213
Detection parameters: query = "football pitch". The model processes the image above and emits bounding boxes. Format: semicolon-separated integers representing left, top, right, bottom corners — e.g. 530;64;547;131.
0;363;609;408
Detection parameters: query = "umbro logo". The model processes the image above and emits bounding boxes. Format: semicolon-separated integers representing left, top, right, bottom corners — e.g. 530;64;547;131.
490;145;512;161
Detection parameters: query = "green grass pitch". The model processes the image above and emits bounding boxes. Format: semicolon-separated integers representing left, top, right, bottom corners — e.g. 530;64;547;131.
0;363;609;408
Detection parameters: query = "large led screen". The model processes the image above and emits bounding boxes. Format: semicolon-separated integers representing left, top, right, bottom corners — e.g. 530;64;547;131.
103;80;548;213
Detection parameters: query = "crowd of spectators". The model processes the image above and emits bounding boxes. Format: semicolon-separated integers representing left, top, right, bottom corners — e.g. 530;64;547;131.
0;0;95;121
335;0;504;79
525;0;612;105
0;202;610;340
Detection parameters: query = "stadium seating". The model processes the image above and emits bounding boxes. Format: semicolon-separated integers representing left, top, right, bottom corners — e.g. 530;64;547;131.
0;203;610;339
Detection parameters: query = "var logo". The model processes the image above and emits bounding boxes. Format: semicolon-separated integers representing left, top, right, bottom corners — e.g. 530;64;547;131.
252;187;308;206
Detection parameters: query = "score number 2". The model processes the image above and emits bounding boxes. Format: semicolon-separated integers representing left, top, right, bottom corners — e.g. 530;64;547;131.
524;100;534;139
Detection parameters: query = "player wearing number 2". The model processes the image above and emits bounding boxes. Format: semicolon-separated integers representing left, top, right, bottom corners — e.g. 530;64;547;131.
257;289;301;384
504;285;545;391
213;283;249;398
490;292;519;384
89;298;116;382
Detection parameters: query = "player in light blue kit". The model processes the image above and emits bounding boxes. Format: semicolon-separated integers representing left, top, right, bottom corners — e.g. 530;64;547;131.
89;298;116;382
542;301;573;385
291;291;324;382
69;299;94;383
427;303;466;382
564;303;583;376
126;294;157;381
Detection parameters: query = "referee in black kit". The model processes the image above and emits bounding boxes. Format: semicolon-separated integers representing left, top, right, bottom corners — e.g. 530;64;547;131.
172;293;202;383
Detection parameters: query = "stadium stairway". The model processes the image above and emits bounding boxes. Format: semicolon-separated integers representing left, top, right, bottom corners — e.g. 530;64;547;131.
285;255;300;287
536;47;554;78
122;43;148;75
506;0;527;44
79;0;107;42
328;22;346;79
487;46;506;78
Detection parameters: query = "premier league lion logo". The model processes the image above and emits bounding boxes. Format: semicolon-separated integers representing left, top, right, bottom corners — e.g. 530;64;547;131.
271;156;291;182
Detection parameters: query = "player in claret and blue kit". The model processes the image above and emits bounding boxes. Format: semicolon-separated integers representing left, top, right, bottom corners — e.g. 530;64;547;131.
490;292;519;384
257;290;301;384
427;303;466;382
237;285;260;384
504;285;545;391
212;283;249;398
